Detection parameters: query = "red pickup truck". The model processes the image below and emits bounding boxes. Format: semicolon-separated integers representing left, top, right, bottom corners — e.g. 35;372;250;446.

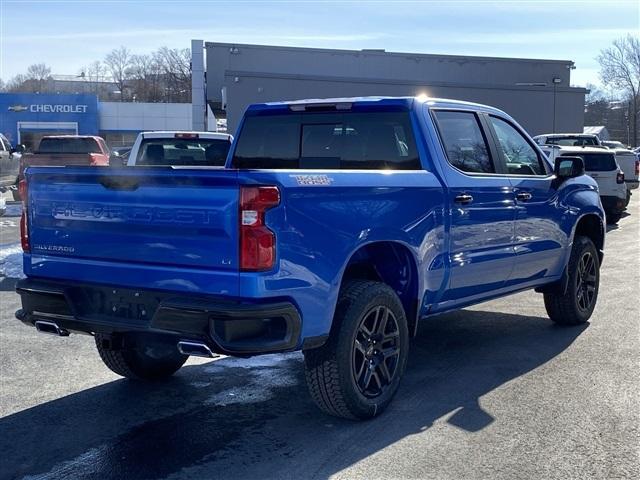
19;135;110;181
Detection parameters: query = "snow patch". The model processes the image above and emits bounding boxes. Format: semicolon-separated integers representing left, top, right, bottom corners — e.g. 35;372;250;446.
204;352;302;405
23;445;107;479
0;242;24;279
3;203;23;217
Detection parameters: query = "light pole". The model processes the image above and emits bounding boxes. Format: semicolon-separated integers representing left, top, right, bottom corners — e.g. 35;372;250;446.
552;77;562;133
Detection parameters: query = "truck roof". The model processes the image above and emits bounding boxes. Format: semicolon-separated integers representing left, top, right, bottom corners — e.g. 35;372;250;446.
534;133;598;138
249;96;507;116
556;146;613;154
139;131;232;140
40;135;102;139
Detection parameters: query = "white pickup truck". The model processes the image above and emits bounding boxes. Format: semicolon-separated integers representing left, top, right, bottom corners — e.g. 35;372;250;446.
601;141;639;190
534;133;639;190
125;131;233;167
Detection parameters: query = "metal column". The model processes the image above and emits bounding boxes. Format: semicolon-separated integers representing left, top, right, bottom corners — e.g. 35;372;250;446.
191;39;206;131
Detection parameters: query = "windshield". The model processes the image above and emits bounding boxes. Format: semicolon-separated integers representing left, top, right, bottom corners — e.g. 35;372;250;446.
136;138;231;166
37;137;100;154
545;136;599;147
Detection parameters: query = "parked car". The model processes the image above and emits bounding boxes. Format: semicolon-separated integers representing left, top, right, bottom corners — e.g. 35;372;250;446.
557;147;628;223
19;135;110;183
601;140;629;150
127;131;233;166
600;141;639;189
16;97;605;419
0;133;24;201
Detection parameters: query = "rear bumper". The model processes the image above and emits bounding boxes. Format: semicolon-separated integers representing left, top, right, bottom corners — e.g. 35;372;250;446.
15;277;302;356
625;179;639;189
600;195;625;213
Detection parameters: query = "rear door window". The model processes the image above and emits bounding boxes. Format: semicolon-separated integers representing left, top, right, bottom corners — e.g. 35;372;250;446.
433;110;494;174
232;111;420;170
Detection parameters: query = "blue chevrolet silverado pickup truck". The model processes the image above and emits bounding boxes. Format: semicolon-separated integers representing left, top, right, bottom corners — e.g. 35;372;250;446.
16;97;605;419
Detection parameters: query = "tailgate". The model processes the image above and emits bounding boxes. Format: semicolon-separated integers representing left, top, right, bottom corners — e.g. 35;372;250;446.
616;153;639;181
25;153;94;166
26;167;240;294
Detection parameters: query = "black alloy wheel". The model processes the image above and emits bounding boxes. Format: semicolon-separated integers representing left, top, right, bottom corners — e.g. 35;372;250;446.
352;305;401;398
576;251;597;312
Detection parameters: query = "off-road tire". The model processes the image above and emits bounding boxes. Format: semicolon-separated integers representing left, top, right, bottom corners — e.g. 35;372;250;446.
303;280;409;420
95;334;188;380
544;236;599;325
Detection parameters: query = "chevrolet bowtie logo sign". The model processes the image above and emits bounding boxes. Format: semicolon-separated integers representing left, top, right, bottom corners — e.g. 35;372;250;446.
7;105;28;112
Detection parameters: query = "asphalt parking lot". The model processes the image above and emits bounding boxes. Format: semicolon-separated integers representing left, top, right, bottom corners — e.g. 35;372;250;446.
0;194;638;480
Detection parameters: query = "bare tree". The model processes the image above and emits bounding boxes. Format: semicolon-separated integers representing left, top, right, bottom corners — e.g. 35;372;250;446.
5;63;53;92
86;61;108;83
128;53;163;102
598;35;640;145
154;47;191;102
6;73;28;92
26;63;52;82
3;46;192;103
104;47;133;100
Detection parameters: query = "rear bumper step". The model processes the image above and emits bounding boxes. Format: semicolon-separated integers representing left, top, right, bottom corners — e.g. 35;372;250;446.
16;278;302;356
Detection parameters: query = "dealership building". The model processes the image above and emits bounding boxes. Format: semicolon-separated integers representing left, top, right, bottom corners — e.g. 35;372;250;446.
0;93;191;151
1;41;587;150
198;41;587;136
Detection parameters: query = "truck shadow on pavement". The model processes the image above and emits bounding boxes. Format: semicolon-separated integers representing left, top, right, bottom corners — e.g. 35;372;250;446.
0;309;587;480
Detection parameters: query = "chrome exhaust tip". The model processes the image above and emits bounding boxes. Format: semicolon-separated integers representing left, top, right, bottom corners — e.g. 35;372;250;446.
177;340;216;358
34;320;70;337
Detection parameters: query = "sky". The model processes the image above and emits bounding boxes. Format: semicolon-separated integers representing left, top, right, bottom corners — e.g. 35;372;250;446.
0;0;638;89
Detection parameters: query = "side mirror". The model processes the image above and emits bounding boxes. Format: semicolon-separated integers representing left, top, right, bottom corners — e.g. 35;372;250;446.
11;144;25;154
554;156;585;180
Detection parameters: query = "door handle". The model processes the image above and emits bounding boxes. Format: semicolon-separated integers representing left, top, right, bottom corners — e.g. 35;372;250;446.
516;192;532;202
454;193;474;204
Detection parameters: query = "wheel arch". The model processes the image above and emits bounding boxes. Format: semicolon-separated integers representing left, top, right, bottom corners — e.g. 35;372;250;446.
573;213;605;263
338;240;421;336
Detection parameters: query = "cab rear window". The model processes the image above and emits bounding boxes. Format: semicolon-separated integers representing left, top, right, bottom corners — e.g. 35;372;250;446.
37;137;100;154
563;153;616;171
137;138;231;166
232;111;421;170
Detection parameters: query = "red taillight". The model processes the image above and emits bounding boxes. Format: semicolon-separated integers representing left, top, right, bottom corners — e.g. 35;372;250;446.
616;171;625;184
19;179;29;252
635;160;639;176
18;179;27;201
239;186;280;271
